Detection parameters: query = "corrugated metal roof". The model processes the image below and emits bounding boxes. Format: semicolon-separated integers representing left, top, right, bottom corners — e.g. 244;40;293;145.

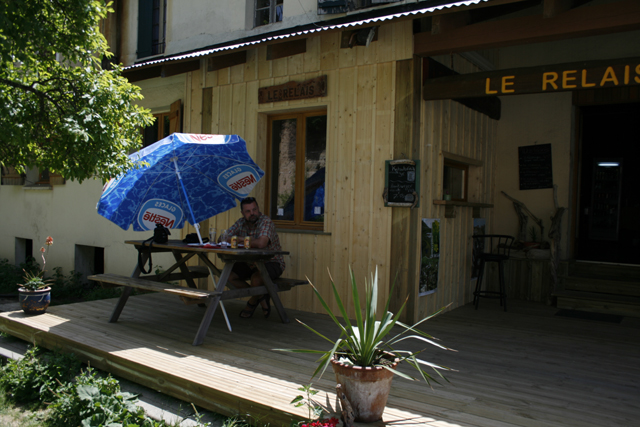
125;0;490;70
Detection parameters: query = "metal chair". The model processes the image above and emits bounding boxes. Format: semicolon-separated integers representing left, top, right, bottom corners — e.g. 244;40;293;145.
472;235;514;311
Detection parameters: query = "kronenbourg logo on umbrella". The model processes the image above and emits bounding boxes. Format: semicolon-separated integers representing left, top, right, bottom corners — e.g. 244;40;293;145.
137;199;184;231
218;165;260;199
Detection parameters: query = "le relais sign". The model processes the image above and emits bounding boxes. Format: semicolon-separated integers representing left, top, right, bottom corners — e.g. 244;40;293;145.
423;57;640;100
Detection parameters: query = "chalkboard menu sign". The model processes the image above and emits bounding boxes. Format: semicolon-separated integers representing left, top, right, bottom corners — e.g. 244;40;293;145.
384;160;420;207
518;144;553;190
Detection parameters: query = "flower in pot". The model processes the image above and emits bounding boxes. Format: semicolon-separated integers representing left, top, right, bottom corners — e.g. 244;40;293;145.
18;236;54;314
277;267;455;423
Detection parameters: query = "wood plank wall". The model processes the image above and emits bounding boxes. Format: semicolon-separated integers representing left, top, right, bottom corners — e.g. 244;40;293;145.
415;55;498;321
182;22;498;321
184;22;414;318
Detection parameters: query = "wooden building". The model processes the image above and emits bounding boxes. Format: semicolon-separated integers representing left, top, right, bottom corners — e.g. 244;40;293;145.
150;0;639;321
2;0;639;322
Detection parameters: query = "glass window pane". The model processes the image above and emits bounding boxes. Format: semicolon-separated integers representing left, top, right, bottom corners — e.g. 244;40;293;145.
303;115;327;222
255;8;270;26
143;119;159;148
270;118;297;221
443;164;465;200
163;114;171;138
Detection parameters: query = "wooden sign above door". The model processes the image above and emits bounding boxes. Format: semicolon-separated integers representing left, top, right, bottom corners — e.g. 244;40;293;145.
258;76;327;104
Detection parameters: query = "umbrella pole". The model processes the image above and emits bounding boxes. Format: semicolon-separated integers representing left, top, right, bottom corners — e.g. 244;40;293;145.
173;158;204;245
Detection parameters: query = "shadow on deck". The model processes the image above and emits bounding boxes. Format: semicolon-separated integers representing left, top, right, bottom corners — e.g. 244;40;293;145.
1;294;639;427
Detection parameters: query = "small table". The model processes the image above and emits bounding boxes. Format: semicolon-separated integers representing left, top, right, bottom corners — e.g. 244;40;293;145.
111;240;290;345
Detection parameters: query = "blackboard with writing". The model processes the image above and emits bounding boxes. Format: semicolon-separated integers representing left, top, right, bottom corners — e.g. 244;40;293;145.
384;160;420;207
518;144;553;190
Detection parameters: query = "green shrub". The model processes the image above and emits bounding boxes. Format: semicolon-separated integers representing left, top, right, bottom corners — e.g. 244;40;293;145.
50;267;85;302
46;367;160;427
0;257;40;294
0;258;21;293
81;286;123;301
0;346;81;406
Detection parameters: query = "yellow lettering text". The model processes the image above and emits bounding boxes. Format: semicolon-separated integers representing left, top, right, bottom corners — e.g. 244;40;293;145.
600;67;619;86
502;76;515;93
542;72;559;90
581;70;596;88
625;65;630;84
636;64;640;83
485;78;498;95
562;70;577;89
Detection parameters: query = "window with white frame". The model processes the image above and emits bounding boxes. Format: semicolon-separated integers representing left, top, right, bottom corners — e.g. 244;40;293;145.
255;0;283;27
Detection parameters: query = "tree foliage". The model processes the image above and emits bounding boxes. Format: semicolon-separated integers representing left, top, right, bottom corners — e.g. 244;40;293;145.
0;0;153;183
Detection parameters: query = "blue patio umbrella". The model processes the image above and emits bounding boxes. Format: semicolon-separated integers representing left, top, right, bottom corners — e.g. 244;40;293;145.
97;133;264;244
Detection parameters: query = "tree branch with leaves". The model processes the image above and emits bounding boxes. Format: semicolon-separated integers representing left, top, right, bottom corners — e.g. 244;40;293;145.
0;0;153;183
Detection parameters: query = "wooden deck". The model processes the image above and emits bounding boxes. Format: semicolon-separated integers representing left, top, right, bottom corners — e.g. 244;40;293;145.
1;294;639;427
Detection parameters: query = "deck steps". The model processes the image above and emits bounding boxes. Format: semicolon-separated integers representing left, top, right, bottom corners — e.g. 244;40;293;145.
562;276;640;297
567;261;640;281
555;261;640;317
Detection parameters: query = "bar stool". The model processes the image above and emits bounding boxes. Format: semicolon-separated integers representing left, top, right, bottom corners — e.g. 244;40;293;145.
472;235;514;311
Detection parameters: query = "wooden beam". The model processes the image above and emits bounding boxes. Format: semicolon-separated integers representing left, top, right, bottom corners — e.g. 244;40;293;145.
161;59;200;78
208;51;247;72
266;38;306;60
414;0;640;56
423;57;640;99
122;65;162;82
424;57;501;119
442;151;483;166
431;12;470;35
543;0;573;18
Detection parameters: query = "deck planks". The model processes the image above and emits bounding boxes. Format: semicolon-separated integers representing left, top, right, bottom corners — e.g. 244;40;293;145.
1;295;639;427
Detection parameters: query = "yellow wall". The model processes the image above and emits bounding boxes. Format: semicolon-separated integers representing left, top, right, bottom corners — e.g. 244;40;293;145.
493;92;573;255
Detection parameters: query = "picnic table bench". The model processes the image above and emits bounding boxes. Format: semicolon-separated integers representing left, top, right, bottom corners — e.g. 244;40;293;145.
90;240;309;345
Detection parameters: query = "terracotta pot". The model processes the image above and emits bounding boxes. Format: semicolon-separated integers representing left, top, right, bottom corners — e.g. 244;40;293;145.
331;353;399;422
18;287;51;315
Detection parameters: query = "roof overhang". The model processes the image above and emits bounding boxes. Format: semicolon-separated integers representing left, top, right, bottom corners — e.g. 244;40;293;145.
123;0;495;80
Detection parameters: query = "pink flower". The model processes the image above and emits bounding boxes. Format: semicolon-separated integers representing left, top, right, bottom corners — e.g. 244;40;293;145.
46;236;53;246
40;247;46;253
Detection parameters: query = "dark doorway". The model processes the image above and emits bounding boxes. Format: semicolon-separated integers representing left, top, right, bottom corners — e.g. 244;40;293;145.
577;103;640;264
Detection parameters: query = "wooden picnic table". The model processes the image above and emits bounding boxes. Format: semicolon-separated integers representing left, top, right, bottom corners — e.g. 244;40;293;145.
89;239;307;345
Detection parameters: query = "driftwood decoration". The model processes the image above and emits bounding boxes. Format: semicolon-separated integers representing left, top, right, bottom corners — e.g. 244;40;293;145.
549;184;565;296
501;191;544;241
336;383;355;427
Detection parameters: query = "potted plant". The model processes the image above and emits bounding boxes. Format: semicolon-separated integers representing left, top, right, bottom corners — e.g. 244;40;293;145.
277;267;455;423
18;236;54;315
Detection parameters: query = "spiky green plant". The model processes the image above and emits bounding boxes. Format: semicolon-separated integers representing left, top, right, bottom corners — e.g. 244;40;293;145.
276;266;455;385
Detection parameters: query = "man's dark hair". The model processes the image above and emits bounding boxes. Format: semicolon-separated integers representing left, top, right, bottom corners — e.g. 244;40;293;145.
240;197;258;209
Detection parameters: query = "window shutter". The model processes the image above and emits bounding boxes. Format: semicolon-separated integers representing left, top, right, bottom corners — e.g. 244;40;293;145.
1;166;24;186
168;99;182;134
50;172;65;185
317;0;349;15
137;0;153;58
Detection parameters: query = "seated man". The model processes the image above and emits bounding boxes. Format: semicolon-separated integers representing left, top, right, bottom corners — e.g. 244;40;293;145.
220;197;285;318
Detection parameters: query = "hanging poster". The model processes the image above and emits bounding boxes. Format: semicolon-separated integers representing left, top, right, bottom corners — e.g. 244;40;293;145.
472;218;486;279
420;218;440;295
